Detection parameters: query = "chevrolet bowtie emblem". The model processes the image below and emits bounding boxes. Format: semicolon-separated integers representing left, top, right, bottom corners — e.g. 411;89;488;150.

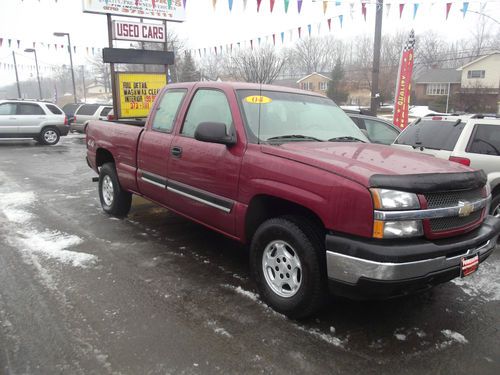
458;201;474;217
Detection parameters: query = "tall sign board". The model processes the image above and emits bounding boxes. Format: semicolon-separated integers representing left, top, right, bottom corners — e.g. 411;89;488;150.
82;0;186;22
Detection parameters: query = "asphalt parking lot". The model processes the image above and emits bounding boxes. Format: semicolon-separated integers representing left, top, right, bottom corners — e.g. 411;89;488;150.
0;134;499;375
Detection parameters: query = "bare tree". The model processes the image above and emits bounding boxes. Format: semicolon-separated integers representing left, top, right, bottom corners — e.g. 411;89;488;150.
289;36;336;74
227;48;285;84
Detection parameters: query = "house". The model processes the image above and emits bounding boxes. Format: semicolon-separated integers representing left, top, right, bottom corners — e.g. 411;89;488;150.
456;52;500;113
296;72;331;94
413;68;462;112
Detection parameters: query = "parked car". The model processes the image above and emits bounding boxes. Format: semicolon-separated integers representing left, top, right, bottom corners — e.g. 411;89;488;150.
62;102;85;125
345;109;401;145
86;82;500;318
71;104;113;133
0;99;69;145
392;115;500;217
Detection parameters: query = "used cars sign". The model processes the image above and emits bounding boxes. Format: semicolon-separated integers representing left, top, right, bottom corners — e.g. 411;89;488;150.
112;20;165;43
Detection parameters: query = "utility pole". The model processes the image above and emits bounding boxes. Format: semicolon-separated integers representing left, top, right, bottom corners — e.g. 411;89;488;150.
81;66;87;102
107;14;118;119
24;48;42;99
370;0;383;115
12;51;21;98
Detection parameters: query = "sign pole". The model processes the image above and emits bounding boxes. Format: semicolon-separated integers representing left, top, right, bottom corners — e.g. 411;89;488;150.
164;19;168;81
12;51;21;98
107;14;118;119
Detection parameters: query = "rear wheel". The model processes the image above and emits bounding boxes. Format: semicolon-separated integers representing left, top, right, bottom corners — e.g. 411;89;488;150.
98;163;132;217
39;127;60;145
250;216;327;319
491;193;500;218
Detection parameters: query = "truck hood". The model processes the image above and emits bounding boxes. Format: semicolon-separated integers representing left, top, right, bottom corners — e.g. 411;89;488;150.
261;142;478;189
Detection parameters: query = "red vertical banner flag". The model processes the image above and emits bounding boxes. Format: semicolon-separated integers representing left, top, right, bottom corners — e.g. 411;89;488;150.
393;30;415;130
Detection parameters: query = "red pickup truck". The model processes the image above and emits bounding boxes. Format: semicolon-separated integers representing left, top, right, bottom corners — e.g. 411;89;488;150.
86;82;500;318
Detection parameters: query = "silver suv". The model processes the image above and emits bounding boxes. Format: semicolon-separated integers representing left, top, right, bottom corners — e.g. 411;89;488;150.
71;104;112;133
392;115;500;217
0;100;69;145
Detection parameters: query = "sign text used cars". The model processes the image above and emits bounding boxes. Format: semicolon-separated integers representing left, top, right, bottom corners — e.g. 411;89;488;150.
112;20;165;43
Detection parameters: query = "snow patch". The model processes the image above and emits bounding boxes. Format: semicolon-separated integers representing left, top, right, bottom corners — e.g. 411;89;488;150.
441;330;468;344
295;325;345;348
232;286;260;302
3;208;32;223
451;262;500;302
394;333;407;341
16;230;97;268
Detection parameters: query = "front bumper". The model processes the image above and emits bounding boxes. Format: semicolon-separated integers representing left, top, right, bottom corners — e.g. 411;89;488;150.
326;215;500;299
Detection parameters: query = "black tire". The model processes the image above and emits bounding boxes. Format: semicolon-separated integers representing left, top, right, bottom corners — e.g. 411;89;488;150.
490;193;500;218
250;216;327;319
98;163;132;217
39;127;60;145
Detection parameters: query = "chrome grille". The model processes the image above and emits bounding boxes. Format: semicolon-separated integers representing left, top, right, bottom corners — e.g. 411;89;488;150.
425;188;483;209
429;210;482;232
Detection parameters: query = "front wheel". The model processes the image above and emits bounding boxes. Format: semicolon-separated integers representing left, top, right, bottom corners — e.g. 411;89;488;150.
491;193;500;218
250;217;327;319
98;163;132;217
39;127;60;145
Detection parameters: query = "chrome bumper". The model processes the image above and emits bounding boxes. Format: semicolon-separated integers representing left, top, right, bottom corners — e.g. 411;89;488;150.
326;236;497;284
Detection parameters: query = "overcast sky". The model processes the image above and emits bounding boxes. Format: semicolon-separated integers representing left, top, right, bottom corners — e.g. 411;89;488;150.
0;0;498;86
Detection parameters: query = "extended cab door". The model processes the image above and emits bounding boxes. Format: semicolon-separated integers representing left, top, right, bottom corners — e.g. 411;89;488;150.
166;88;243;236
137;88;187;205
0;102;18;134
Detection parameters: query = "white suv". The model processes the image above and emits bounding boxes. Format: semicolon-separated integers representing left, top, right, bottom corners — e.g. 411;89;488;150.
0;100;69;145
392;115;500;217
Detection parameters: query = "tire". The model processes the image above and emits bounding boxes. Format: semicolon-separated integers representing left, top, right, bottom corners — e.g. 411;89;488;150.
98;163;132;217
490;193;500;218
39;127;60;145
250;216;327;319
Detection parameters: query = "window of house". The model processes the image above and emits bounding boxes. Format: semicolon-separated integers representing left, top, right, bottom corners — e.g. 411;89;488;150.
300;82;313;91
426;83;449;96
467;70;485;79
181;89;233;137
152;90;187;132
319;81;328;91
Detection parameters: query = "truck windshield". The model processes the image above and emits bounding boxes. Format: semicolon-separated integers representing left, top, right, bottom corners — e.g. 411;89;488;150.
395;120;466;151
236;90;368;144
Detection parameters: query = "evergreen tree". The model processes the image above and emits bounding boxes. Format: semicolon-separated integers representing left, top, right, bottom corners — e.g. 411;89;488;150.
327;58;348;104
179;52;199;82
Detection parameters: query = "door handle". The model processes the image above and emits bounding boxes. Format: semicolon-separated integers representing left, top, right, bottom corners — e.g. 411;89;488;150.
8;117;16;120
171;146;182;157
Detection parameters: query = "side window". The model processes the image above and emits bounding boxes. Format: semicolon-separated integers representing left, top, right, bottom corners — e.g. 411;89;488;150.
0;103;16;115
181;89;233;137
18;103;45;115
152;90;187;132
100;107;112;117
76;104;99;116
349;116;366;130
467;125;500;156
45;104;63;114
364;119;400;144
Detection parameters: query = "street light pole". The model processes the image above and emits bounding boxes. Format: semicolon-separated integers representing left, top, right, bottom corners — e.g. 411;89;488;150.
54;32;77;103
12;51;21;98
81;65;87;102
370;0;384;115
24;48;42;99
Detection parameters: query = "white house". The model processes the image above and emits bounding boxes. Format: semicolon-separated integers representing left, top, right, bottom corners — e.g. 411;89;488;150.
457;52;500;89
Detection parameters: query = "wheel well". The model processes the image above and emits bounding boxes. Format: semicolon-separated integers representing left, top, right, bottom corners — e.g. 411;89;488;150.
491;183;500;198
41;125;60;134
245;195;326;243
96;148;114;168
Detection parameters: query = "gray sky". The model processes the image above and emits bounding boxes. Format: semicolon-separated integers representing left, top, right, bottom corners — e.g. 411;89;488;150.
0;0;498;85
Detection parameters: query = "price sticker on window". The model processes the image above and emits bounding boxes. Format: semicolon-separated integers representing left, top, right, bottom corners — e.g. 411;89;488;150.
245;95;272;104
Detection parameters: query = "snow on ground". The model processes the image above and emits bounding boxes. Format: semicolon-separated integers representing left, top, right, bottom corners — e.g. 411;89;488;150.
451;261;500;302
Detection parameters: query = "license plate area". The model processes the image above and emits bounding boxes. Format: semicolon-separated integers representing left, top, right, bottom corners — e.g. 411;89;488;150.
461;254;479;277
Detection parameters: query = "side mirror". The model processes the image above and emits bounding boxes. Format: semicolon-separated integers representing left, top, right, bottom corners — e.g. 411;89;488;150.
194;122;236;146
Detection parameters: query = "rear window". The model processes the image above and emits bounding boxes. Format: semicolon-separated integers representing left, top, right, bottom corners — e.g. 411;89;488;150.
46;104;63;115
76;104;100;116
99;107;112;117
467;124;500;156
395;120;465;151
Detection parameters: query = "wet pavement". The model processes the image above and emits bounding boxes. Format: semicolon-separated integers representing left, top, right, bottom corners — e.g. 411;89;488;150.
0;134;499;375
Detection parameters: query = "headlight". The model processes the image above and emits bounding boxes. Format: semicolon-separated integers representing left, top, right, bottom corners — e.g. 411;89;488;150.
373;220;423;239
371;189;420;210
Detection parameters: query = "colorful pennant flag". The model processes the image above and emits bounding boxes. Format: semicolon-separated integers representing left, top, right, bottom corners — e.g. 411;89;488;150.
339;14;343;28
461;2;469;17
257;0;262;12
270;0;275;13
399;3;404;18
327;18;332;31
361;2;367;21
413;3;419;19
284;0;289;13
446;2;452;19
323;1;328;14
298;0;303;14
228;0;233;11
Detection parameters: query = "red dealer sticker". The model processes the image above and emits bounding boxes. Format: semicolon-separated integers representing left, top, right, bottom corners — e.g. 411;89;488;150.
461;254;479;277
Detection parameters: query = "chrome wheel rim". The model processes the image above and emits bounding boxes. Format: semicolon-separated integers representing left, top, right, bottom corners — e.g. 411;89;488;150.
102;175;114;206
493;203;500;218
44;130;58;144
262;240;302;298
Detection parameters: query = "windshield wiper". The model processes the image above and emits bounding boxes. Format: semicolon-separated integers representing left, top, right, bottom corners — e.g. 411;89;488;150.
328;136;366;143
266;135;324;142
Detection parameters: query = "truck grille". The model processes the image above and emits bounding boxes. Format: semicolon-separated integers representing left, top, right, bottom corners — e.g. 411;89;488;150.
424;188;484;234
429;210;482;232
425;188;483;209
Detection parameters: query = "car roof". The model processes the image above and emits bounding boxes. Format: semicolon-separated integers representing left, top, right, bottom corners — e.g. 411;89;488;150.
0;99;51;105
165;81;327;97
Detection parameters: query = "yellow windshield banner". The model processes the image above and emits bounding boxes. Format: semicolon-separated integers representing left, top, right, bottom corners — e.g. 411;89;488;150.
245;95;272;104
116;73;167;118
